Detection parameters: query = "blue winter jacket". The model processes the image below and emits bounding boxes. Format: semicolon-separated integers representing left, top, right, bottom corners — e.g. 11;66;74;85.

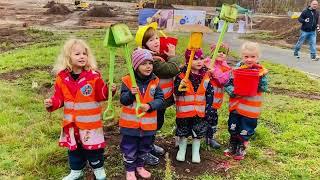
120;72;164;137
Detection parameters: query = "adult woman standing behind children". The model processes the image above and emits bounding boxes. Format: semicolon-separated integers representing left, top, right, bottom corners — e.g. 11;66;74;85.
135;22;181;165
44;39;116;180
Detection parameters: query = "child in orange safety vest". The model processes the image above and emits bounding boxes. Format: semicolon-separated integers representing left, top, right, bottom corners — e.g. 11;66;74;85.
44;39;116;180
135;22;181;165
119;48;164;180
174;48;217;163
224;42;268;160
205;42;232;149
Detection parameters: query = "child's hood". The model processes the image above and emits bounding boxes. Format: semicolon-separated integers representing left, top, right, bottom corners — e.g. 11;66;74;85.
58;69;101;81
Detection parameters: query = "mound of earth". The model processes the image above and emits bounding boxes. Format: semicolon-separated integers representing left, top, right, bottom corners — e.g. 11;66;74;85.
43;1;55;8
84;5;115;17
254;17;320;44
45;3;72;15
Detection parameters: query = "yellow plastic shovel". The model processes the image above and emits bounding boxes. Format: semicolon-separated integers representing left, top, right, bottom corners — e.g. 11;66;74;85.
178;32;203;91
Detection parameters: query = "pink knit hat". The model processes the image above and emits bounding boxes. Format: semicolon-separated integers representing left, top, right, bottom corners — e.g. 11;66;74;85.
184;48;204;63
132;48;153;70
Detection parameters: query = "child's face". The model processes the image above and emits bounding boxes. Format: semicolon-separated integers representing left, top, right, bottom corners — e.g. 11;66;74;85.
216;51;227;61
242;51;258;67
191;58;204;71
146;34;160;53
70;44;88;70
138;60;153;76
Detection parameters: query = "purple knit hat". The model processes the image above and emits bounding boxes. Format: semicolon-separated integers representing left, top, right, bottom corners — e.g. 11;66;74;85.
184;48;204;63
132;48;153;70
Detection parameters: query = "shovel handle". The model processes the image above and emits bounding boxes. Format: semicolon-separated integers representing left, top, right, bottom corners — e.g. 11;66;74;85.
103;47;116;121
178;50;195;91
124;44;146;118
135;103;146;118
209;21;229;68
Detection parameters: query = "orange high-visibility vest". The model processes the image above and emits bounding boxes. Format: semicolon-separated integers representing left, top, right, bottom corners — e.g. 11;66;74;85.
153;55;174;100
229;92;262;118
57;76;103;130
175;73;210;118
210;80;224;109
159;78;174;99
119;75;159;131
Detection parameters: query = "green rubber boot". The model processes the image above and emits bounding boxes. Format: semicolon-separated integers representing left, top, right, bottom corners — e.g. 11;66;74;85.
192;138;201;163
176;137;187;162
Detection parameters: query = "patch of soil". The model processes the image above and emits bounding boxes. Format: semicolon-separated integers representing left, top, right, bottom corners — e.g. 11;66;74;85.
269;87;320;100
155;3;176;9
0;28;35;52
254;17;320;44
45;3;72;15
0;66;51;81
90;125;233;179
43;1;55;8
84;5;116;17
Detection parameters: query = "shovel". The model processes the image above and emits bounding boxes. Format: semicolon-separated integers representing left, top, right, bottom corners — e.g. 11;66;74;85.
178;32;203;91
103;23;145;119
209;4;238;68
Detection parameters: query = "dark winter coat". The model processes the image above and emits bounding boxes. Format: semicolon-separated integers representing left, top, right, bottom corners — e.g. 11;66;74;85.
120;72;164;137
298;6;319;32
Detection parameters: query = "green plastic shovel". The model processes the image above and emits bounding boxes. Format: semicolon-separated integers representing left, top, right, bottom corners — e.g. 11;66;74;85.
210;4;238;68
103;23;145;119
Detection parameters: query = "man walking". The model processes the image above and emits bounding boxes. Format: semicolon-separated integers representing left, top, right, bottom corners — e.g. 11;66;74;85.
294;0;319;61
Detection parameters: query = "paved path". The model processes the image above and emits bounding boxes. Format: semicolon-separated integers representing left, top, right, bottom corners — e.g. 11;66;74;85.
203;32;320;76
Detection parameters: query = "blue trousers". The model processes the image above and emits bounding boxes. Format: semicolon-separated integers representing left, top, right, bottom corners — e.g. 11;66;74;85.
294;30;317;58
120;135;153;171
68;145;104;170
228;112;257;141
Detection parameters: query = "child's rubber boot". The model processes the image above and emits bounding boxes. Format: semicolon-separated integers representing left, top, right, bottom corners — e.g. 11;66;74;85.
174;136;180;148
224;137;238;157
136;167;151;179
192;138;201;163
206;137;221;149
93;167;106;180
62;170;83;180
176;137;187;162
233;142;246;161
126;171;137;180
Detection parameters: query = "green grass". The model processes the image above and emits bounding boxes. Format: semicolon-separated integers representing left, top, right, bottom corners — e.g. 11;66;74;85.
0;29;320;179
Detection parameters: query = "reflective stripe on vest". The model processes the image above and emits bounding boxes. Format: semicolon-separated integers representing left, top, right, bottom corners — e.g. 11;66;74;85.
211;82;224;109
159;78;174;99
175;73;209;118
119;75;159;131
57;75;103;130
229;93;262;118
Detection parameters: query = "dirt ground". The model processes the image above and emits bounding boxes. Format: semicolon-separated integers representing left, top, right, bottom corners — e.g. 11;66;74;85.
0;0;139;52
253;16;320;45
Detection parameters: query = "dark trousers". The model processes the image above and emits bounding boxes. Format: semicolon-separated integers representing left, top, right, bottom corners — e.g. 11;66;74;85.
157;108;166;130
206;108;218;139
68;145;104;170
151;108;166;148
228;112;258;141
120;135;153;172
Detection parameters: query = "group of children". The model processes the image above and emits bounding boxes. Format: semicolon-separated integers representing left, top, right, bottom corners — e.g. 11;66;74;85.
44;24;268;180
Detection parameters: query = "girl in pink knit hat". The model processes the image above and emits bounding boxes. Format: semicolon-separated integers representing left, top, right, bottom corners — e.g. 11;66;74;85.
205;42;232;149
119;48;164;180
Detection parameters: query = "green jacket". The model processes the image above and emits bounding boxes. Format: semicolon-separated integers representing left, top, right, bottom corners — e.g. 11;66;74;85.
153;55;182;108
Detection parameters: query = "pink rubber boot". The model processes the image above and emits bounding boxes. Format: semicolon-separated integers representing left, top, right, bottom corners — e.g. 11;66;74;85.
126;171;137;180
136;167;151;179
